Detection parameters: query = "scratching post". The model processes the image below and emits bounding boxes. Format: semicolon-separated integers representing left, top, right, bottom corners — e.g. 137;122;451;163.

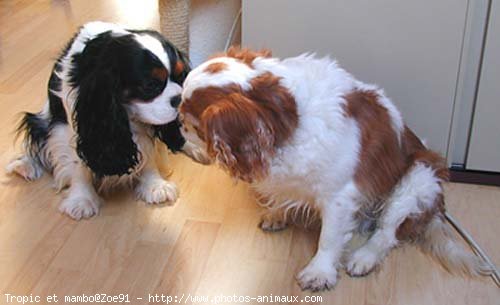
158;0;190;54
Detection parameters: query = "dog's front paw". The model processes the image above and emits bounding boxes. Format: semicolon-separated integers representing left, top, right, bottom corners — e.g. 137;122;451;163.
345;246;380;277
259;212;288;232
296;260;338;291
259;218;288;232
59;192;100;220
137;179;178;205
182;141;211;165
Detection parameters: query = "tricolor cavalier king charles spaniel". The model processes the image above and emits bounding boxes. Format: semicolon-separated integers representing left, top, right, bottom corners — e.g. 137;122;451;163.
7;22;206;220
178;48;490;291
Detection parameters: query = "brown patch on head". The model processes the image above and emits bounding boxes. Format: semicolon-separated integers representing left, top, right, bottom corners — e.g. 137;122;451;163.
204;62;228;74
181;85;242;129
210;46;272;67
151;67;168;81
343;90;407;201
181;72;297;182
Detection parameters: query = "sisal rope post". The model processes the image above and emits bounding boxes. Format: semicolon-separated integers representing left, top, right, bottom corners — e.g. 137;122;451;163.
158;0;190;55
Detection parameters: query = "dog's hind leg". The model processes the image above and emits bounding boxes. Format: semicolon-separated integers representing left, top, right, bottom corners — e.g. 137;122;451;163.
41;123;101;220
346;163;443;277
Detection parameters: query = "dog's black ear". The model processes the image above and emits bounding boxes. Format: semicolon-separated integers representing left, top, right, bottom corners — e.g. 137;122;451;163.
153;48;190;152
154;118;186;152
74;70;139;177
171;48;191;85
154;39;190;152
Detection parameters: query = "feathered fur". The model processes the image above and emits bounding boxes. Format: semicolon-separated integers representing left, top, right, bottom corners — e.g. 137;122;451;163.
179;48;492;291
6;21;204;220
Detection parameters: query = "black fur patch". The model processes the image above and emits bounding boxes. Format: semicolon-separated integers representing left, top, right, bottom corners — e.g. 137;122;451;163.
47;67;67;125
154;118;186;152
70;32;142;177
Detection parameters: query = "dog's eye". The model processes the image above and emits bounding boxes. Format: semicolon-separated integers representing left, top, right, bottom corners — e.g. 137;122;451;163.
144;79;163;92
135;78;166;101
141;78;165;98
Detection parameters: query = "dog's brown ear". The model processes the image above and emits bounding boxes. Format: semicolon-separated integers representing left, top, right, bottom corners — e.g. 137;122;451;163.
201;93;274;182
226;46;272;59
210;46;272;65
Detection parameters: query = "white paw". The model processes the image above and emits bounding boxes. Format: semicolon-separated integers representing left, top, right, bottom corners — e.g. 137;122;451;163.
59;193;100;220
137;179;178;205
182;141;211;165
6;156;43;181
259;217;288;232
346;246;380;277
296;260;338;291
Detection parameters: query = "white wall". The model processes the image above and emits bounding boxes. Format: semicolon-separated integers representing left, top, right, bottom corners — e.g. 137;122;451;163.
243;0;469;155
189;0;241;67
467;0;500;172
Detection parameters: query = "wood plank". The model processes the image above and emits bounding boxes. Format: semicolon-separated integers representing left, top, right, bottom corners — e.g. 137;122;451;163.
149;220;220;300
0;1;498;304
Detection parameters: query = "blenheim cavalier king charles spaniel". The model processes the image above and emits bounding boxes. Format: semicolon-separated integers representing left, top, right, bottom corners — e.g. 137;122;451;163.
7;22;206;220
178;48;489;291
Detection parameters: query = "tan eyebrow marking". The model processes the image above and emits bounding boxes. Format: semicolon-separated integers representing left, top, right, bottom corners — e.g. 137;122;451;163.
174;61;185;76
151;67;168;81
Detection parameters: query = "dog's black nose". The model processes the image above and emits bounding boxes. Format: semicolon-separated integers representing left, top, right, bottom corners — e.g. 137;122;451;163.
170;94;182;108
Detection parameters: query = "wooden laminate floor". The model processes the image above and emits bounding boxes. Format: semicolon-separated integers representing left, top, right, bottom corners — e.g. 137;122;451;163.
0;1;498;304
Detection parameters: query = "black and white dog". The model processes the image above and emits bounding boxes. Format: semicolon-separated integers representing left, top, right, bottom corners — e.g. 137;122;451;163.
7;21;207;220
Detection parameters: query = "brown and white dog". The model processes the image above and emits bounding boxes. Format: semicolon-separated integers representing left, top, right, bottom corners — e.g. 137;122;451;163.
178;48;490;291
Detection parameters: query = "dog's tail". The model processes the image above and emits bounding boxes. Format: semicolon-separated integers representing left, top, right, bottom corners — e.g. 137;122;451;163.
6;111;51;180
418;214;492;277
18;112;50;155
